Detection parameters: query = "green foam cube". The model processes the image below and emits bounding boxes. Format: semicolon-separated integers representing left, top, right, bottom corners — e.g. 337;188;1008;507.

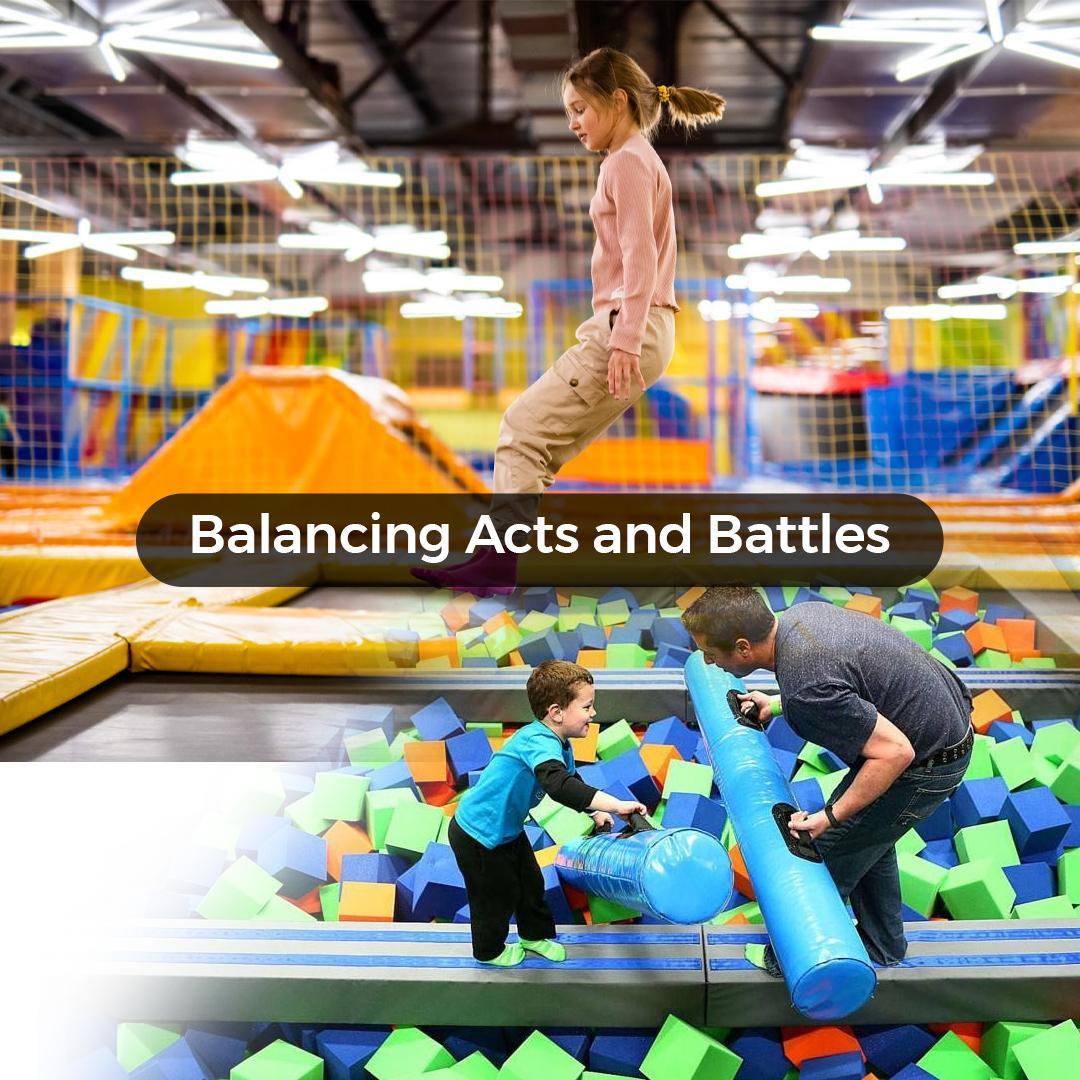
558;610;596;632
791;760;829;784
898;851;948;917
597;599;631;626
457;625;486;647
1050;745;1080;805
383;798;444;859
318;882;339;922
569;594;598;613
253;894;317;923
895;828;927;857
116;1023;181;1073
420;589;454;612
903;577;938;599
955;819;1019;867
588;894;640;923
818;769;849;801
641;1015;742;1080
366;1028;454;1079
1058;847;1080;904
519;610;558;635
819;586;853;606
313;771;369;821
466;721;502;736
962;736;994;781
197;856;281;920
597;719;639;760
231;1039;323;1080
345;729;393;767
1019;656;1056;668
285;792;334;837
1031;754;1060;788
1014;895;1076;919
1031;720;1080;766
365;788;418;850
1013;1020;1080;1080
486;624;523;661
889;616;933;650
917;1030;993;1080
389;729;419;760
502;1031;585;1080
662;760;714;799
975;648;1012;669
605;643;652;669
223;773;287;820
989;737;1035;790
434;1051;500;1078
930;648;957;669
542;805;595;845
529;793;563;828
981;1021;1050;1080
940;860;1015;919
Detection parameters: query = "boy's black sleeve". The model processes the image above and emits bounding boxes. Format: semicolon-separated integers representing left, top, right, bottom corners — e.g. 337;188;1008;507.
534;760;598;813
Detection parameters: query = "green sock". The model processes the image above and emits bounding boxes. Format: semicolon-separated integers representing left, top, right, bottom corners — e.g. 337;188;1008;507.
478;943;525;967
519;937;566;962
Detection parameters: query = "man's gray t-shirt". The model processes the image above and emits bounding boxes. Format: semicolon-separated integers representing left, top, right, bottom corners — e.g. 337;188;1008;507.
774;602;973;766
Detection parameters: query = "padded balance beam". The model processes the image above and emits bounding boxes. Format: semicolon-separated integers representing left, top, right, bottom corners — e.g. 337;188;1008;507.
82;919;1080;1029
84;921;707;1028
705;920;1080;1026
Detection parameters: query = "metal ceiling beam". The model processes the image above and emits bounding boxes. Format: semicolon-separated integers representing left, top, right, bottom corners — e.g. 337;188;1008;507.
776;0;845;143
701;0;793;90
336;0;443;127
344;0;459;109
480;0;494;124
220;0;359;145
0;64;118;143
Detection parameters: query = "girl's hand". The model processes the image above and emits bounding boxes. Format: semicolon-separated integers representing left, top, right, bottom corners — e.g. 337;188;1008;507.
608;348;646;399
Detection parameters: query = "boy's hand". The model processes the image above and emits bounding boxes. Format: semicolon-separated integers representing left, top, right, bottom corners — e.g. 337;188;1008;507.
737;691;774;726
612;799;648;818
590;811;614;832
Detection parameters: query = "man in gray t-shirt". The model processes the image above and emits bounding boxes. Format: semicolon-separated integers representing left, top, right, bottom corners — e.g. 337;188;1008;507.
683;586;973;972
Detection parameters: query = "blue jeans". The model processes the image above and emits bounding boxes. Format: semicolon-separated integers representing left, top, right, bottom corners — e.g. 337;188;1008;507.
815;752;970;965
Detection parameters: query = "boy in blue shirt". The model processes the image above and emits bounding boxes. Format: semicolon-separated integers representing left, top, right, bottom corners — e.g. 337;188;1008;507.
449;659;646;966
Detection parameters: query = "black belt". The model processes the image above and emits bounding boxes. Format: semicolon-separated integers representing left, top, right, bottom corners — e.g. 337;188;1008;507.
914;726;973;769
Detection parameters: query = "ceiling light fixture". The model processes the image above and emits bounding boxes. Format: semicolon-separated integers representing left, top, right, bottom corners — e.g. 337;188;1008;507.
0;217;174;260
121;267;269;296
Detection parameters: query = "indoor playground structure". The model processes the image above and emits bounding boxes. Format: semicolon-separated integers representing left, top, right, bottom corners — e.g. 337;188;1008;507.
0;1;1079;1077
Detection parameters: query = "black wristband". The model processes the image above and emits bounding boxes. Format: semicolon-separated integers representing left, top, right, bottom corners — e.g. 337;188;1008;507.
824;804;839;828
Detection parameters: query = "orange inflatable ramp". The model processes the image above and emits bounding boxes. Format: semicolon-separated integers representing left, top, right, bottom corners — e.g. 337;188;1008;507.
107;366;487;528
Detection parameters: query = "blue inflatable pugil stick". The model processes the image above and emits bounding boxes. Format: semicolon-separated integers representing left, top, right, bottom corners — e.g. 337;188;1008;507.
684;651;876;1019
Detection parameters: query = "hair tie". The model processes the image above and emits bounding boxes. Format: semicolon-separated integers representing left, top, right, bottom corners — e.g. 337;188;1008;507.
657;84;671;104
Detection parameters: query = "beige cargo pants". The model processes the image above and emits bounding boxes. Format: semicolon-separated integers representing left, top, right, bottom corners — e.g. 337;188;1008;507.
493;305;676;493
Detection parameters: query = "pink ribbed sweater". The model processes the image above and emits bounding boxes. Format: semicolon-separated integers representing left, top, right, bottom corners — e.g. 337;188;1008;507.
589;131;678;356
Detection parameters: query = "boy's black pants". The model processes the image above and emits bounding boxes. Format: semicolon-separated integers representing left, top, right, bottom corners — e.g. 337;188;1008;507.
448;816;556;960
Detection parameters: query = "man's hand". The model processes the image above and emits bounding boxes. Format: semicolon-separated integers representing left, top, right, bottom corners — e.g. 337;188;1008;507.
612;799;648;818
608;348;646;399
591;811;615;832
788;809;830;842
737;691;774;726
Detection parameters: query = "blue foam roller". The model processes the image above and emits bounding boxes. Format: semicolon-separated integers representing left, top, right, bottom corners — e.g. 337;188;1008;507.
684;653;875;1020
555;822;732;923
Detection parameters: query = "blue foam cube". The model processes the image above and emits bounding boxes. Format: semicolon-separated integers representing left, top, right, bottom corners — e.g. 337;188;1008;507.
653;644;692;669
183;1025;249;1077
604;748;661;807
766;714;805;755
522;588;558;612
349;705;395;741
316;1029;388;1080
578;623;607;651
257;827;327;898
772;747;798;780
859;1025;935;1076
130;1040;211;1080
938;610;978;634
367;760;420;794
540;863;574;923
546;1030;590;1062
1003;861;1055;905
442;1027;509;1067
588;1032;653;1077
791;777;825;814
577;763;610;788
662;792;727;838
1004;787;1072;856
469;597;508;625
951;776;1009;830
984;603;1024;624
1064;805;1080;848
914;799;954;842
411;697;465;740
446;728;492;779
763;586;790;611
599;587;639;610
462;657;500;668
986;720;1034;746
726;1028;789;1080
340;852;398;884
652;616;691;650
71;1049;128;1080
799;1050;864;1080
921;838;959;870
642;715;699;761
235;818;291;861
933;633;974;667
608;626;645;646
411;852;467;921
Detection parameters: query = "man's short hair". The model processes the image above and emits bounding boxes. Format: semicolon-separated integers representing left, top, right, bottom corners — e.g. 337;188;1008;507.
681;586;776;651
526;659;594;720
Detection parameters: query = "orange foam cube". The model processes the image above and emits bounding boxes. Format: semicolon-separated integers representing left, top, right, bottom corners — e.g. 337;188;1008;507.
677;586;706;610
640;743;682;786
488;737;505;753
508;650;525;666
996;618;1035;655
576;649;607;669
482;610;516;635
338;881;396;922
291;886;324;915
971;688;1013;733
440;595;475;633
324;820;374;880
940;586;979;615
782;1026;861;1067
1009;649;1042;662
404;739;448;783
728;844;754;900
563;881;589;911
845;593;882;619
534;845;559;868
929;1022;982;1053
571;722;599;764
418;638;459;667
965;621;1008;655
722;911;750;925
419;772;457;806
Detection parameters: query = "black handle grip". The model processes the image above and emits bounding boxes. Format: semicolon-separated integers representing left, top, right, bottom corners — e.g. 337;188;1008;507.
727;689;765;731
772;802;823;863
621;811;657;836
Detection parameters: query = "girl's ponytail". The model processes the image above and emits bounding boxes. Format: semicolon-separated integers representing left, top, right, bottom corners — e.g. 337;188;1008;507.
658;83;726;131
